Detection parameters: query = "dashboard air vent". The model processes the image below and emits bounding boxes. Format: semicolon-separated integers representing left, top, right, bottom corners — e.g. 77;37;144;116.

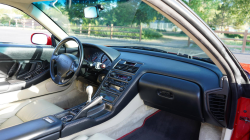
114;64;139;73
209;94;226;121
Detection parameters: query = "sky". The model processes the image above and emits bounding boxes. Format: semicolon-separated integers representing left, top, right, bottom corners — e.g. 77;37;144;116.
0;4;13;9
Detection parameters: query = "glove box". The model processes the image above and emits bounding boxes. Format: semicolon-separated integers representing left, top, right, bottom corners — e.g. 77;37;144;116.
139;73;203;121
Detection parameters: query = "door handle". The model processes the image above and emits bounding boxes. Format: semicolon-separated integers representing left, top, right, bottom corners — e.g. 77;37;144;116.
11;62;23;79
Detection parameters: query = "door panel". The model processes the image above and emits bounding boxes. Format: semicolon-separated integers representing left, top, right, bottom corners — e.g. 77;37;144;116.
0;44;54;61
0;61;15;80
0;78;71;105
0;44;64;95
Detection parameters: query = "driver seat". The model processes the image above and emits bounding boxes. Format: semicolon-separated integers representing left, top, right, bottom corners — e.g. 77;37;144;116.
0;99;64;130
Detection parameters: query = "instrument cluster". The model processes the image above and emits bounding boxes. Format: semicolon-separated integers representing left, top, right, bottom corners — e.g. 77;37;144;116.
84;47;112;69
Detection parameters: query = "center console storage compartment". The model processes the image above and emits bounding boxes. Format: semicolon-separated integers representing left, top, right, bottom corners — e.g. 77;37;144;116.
139;73;203;121
55;103;109;137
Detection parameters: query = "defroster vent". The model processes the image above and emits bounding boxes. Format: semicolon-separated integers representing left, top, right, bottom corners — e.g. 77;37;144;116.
209;94;226;121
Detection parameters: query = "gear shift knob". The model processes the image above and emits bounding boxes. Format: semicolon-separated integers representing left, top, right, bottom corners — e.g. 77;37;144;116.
86;85;93;103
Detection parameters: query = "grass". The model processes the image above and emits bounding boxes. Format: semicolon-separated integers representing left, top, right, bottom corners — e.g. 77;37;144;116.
222;40;250;47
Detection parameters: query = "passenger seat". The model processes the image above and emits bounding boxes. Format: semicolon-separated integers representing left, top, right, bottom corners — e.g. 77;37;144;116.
73;133;114;140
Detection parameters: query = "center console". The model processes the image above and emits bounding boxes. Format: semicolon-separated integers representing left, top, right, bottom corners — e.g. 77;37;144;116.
54;60;142;137
95;60;142;104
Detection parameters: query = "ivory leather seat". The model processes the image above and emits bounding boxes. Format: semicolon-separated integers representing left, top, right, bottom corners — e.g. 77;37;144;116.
0;99;64;130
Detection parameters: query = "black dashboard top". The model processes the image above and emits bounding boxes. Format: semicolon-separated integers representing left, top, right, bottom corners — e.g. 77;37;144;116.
112;48;222;92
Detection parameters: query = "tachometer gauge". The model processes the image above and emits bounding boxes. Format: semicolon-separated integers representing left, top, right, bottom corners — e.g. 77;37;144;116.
101;54;111;67
86;54;92;62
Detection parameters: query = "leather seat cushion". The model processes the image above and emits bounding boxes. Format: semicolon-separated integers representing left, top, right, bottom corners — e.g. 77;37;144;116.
0;116;23;130
0;99;63;130
16;99;64;122
73;133;114;140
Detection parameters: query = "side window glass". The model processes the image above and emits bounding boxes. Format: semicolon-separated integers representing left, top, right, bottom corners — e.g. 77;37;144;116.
0;4;51;45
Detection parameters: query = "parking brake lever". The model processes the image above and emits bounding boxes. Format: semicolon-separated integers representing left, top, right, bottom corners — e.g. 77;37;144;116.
72;96;103;120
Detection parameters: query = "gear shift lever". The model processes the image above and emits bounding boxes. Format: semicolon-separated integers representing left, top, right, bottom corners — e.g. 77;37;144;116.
71;85;103;120
86;85;93;103
72;96;103;120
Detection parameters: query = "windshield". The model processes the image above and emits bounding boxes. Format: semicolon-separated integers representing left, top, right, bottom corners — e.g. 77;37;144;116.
33;0;210;61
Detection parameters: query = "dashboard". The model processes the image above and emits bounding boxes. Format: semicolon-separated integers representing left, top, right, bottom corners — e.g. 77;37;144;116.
74;43;230;129
0;41;232;140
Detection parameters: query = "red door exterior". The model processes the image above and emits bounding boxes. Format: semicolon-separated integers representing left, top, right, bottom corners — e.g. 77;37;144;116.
231;97;250;140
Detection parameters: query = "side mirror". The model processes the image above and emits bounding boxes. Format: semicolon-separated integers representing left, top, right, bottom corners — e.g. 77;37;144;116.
31;33;52;45
84;6;99;19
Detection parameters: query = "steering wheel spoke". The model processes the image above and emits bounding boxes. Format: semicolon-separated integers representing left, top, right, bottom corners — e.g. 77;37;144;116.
69;62;78;72
51;54;59;61
54;75;63;84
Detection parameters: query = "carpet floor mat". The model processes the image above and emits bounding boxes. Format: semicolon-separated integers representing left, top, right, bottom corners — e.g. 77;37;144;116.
118;110;201;140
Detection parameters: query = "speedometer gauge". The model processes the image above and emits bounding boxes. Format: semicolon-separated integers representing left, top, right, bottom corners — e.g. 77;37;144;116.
101;54;111;67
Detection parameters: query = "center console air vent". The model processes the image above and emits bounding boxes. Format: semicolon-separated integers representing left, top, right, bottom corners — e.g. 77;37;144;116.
209;94;226;121
115;64;138;73
114;60;141;73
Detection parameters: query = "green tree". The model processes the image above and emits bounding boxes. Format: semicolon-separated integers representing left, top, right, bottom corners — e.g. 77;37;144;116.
182;0;220;24
223;0;250;28
211;3;233;30
132;2;165;25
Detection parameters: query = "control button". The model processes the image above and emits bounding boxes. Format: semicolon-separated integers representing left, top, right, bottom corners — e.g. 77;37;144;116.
104;82;109;87
127;68;133;72
101;64;106;69
115;81;120;85
110;72;116;77
61;115;74;122
116;65;122;69
119;87;125;92
105;103;113;111
127;76;132;81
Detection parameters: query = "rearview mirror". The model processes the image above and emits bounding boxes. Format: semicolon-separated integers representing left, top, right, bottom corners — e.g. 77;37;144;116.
31;33;52;45
84;6;99;19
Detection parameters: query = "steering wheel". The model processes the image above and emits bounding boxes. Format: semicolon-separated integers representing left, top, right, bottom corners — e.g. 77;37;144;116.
50;36;84;86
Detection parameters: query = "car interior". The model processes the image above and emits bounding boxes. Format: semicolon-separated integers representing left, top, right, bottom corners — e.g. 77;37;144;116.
0;0;247;140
